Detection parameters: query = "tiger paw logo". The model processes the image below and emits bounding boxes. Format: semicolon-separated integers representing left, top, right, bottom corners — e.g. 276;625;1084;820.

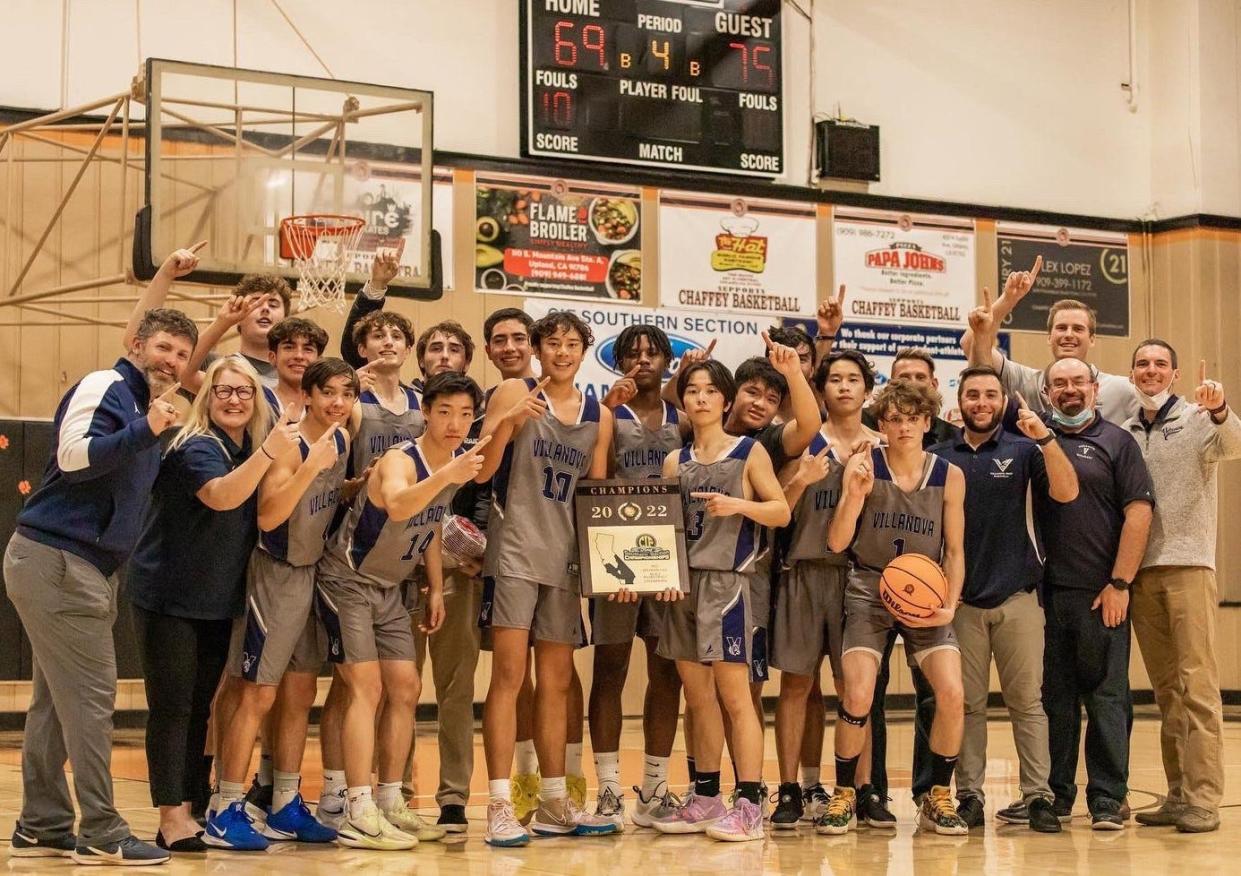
865;242;946;273
711;215;768;274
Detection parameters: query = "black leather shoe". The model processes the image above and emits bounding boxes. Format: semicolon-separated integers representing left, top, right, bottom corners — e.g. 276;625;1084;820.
956;796;985;828
1028;798;1062;833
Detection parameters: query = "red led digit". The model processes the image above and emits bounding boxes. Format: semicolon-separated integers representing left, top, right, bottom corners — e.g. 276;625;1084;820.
554;20;578;66
729;41;749;85
582;23;606;68
753;43;775;88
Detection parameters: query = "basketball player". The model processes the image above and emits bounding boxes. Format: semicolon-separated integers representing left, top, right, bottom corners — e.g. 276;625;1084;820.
348;309;424;473
315;372;487;849
652;358;789;842
589;324;685;828
820;379;969;836
205;359;354;851
1126;344;1240;833
963;256;1139;424
262;318;329;417
770;350;880;828
1037;357;1153;829
185;275;295;388
765;325;818;419
4;307;194;865
413;320;474;393
476;311;617;846
929;366;1077;833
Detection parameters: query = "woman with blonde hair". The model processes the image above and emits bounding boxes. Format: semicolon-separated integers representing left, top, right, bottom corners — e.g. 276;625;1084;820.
126;356;298;853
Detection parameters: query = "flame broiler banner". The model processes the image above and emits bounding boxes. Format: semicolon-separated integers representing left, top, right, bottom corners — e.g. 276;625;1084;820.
658;191;817;317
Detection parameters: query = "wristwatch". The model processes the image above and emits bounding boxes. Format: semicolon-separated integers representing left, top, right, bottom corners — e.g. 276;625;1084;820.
1109;577;1131;592
1034;433;1055;446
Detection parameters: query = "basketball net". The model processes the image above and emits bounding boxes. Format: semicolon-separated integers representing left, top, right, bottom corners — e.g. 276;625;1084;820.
279;214;366;313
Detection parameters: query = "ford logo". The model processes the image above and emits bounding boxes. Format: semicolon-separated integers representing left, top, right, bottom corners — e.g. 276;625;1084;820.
596;333;704;379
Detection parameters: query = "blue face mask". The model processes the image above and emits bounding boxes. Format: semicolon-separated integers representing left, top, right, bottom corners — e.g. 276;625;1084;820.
1051;406;1093;428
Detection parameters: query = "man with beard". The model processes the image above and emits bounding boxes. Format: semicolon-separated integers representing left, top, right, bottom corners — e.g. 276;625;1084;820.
929;366;1077;833
4;306;195;865
1037;357;1154;829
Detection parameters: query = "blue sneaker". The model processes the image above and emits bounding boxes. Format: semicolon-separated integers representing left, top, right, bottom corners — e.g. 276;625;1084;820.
69;835;170;866
10;824;75;857
203;801;270;851
263;794;338;842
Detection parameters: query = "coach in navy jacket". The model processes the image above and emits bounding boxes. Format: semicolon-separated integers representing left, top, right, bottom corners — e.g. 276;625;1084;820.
2;307;196;864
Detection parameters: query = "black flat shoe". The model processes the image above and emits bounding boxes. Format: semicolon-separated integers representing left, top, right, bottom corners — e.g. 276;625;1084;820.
155;830;208;852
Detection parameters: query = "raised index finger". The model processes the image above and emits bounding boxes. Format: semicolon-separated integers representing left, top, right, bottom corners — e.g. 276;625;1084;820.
1029;254;1043;282
761;330;774;350
703;338;717;357
1200;359;1207;384
981;286;992;309
1015;391;1030;411
531;375;552;394
836;283;847;304
188;240;208;254
157;382;182;402
625;364;641;378
470;434;493;453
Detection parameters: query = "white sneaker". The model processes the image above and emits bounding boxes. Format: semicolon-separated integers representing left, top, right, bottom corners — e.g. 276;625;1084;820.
632;783;682;828
381;802;448;842
593;786;626;831
317;789;347;831
485;800;530;848
336;800;417;850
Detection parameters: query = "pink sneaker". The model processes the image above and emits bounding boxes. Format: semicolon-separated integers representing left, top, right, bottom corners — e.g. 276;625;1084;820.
651;793;728;834
707;798;764;842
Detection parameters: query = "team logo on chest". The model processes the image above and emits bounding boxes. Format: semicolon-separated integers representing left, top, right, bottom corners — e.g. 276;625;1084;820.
991;458;1014;479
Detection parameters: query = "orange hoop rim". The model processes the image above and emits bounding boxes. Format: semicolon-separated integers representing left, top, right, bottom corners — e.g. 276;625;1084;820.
279;213;366;261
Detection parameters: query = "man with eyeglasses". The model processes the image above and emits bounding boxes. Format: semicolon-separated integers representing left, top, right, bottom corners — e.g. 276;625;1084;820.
1036;357;1154;830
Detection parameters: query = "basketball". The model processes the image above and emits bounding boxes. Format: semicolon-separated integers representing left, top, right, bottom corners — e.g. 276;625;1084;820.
441;513;487;568
879;553;948;621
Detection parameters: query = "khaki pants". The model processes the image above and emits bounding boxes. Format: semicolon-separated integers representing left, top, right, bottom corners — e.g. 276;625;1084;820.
953;589;1052;804
1132;566;1224;811
406;571;483;808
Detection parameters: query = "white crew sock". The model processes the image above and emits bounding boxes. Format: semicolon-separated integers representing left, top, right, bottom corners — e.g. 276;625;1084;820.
346;785;373;820
594;751;621;796
565;742;584;777
375;781;403;812
489;779;512;802
515;739;539;775
272;770;301;812
322;769;347;797
801;766;821;790
542;775;567;801
641;755;670;798
218;780;246;806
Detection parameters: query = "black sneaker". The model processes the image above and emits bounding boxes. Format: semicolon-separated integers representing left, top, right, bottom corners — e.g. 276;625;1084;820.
856;784;897;829
437;804;468;833
957;796;985;828
10;824;76;858
1090;797;1124;831
771;783;803;829
995;799;1029;824
1028;798;1062;833
243;778;273;824
70;835;170;866
1052;797;1074;824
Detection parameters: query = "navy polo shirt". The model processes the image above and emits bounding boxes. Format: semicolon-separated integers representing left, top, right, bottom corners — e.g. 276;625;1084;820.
126;427;259;620
929;428;1049;609
1035;413;1155;593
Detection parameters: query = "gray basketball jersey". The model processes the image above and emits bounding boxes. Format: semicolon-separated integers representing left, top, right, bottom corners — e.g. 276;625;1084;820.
257;429;348;567
487;380;601;588
785;431;848;564
319;439;460;588
678;436;760;572
613;401;682;480
849;448;950;574
351;385;425;476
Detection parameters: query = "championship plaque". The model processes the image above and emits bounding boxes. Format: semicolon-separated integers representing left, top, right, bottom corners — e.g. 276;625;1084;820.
575;479;690;597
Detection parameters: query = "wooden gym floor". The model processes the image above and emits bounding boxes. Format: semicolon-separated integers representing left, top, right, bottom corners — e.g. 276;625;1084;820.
0;711;1238;874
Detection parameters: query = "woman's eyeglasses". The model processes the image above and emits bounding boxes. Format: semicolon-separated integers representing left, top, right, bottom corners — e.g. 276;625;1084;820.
210;384;256;401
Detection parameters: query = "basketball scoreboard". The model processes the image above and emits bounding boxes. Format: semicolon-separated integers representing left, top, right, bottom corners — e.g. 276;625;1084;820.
521;0;784;177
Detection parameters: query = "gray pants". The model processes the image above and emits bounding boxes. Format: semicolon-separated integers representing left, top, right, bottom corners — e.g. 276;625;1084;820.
953;589;1053;804
408;571;483;807
3;533;129;845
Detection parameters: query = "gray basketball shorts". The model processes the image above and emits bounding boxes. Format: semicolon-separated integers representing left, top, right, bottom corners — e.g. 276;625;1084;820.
750;554;773;629
589;596;666;646
314;574;416;664
227;549;321;685
479;575;584;646
842;568;959;666
769;559;849;678
657;569;752;666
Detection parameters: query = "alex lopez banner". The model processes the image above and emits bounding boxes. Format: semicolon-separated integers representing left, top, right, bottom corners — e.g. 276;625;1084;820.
659;192;817;317
832;207;976;328
523;298;772;402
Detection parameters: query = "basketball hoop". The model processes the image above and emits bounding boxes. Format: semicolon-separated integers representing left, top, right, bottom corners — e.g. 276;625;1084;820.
279;214;366;312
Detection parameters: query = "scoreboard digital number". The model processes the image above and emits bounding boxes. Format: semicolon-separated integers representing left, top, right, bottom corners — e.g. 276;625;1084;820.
521;0;784;177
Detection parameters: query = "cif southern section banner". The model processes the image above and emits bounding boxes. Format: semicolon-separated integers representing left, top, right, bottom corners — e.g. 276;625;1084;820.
523;298;773;402
832;207;975;328
995;223;1130;337
658;192;816;317
475;174;643;301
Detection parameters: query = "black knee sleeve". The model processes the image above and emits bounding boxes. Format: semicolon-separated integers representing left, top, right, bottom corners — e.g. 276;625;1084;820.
837;702;869;727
